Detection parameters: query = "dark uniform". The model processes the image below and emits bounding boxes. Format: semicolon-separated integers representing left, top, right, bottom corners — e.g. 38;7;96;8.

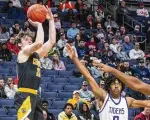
14;52;44;120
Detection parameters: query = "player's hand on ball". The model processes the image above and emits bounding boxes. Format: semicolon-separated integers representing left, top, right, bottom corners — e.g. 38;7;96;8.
28;19;42;27
66;43;75;59
45;5;54;20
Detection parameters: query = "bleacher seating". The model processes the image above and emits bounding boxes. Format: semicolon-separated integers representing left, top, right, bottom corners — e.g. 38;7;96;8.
1;0;149;119
0;99;14;108
0;116;17;120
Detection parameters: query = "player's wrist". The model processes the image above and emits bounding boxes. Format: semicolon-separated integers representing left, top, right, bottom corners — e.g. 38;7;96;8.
49;18;54;22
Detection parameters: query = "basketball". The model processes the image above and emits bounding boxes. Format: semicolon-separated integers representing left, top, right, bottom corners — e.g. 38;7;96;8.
27;4;48;23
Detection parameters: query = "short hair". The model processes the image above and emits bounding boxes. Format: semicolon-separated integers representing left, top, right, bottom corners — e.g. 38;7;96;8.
63;103;73;110
104;76;125;93
42;100;49;105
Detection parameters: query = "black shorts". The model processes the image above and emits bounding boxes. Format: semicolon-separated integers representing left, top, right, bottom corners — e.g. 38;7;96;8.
14;92;44;120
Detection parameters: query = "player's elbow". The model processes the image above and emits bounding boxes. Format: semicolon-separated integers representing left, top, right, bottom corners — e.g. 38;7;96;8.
35;42;43;49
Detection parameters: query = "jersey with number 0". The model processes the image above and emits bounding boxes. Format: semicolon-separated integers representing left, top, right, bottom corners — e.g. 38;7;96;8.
17;52;41;90
99;94;128;120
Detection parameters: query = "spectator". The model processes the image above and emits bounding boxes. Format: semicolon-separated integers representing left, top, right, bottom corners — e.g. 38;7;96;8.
116;1;130;25
129;42;145;60
67;22;79;40
96;22;106;40
120;61;133;76
75;0;84;12
109;38;119;53
101;42;113;58
101;72;109;82
65;9;76;22
58;103;77;120
99;80;105;90
0;25;10;42
145;57;150;72
23;20;35;32
106;25;114;42
120;25;127;36
10;22;22;35
40;54;52;70
78;4;91;22
24;0;31;14
85;37;97;51
58;0;74;12
57;33;67;51
52;53;66;70
136;3;149;18
75;33;82;48
44;0;55;8
0;43;12;61
10;0;22;8
63;40;78;57
114;30;122;45
7;34;19;55
85;14;94;29
0;79;7;99
90;64;101;79
5;1;20;19
132;59;150;79
134;107;150;120
116;45;130;60
54;14;61;30
94;16;103;29
67;90;90;109
42;100;56;120
79;81;94;102
37;0;43;4
94;7;104;19
78;103;95;120
104;15;119;29
4;78;17;99
79;27;90;41
77;40;86;58
129;25;146;37
122;35;134;54
97;37;105;51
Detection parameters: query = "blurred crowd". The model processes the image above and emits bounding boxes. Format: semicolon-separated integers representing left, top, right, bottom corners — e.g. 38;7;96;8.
0;0;150;120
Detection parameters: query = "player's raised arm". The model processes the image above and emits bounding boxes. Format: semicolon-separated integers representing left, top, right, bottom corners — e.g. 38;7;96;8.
20;20;44;56
127;97;150;108
66;43;107;100
36;7;56;58
94;62;150;95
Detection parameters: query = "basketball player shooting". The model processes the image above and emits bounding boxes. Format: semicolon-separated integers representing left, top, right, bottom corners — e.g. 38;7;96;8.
66;43;150;120
14;7;56;120
93;62;150;96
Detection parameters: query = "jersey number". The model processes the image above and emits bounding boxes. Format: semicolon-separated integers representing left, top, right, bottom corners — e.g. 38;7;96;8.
36;67;41;77
113;116;119;120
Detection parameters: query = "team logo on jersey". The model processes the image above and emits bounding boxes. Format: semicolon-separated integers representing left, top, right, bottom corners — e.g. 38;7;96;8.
21;108;26;113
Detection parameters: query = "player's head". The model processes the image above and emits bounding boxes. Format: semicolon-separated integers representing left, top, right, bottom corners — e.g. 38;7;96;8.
105;76;125;98
17;32;33;49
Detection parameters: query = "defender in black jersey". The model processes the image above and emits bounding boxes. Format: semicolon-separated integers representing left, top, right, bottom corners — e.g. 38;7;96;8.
15;7;56;120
